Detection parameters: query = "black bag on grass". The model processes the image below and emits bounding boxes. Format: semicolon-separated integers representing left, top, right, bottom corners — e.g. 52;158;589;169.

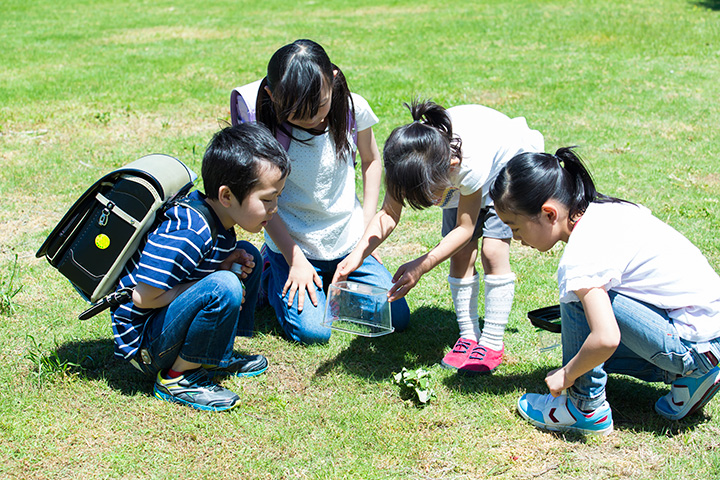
36;154;215;319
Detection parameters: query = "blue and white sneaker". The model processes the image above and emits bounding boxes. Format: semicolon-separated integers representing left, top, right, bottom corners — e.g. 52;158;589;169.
154;368;239;412
517;393;614;435
204;354;269;378
655;366;720;420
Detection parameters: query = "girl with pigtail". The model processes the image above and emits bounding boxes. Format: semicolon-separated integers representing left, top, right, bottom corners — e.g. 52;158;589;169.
334;101;544;375
255;39;410;345
490;147;720;435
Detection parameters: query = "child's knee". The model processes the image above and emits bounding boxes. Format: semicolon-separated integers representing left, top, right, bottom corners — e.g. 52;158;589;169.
275;302;331;344
481;238;510;262
295;325;332;345
207;270;244;306
281;312;331;344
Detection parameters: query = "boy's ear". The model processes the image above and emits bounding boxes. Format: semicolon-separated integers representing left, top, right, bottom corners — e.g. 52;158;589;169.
217;185;234;208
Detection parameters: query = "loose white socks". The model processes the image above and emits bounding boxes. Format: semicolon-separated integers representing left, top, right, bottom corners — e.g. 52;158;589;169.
479;273;516;351
448;274;481;342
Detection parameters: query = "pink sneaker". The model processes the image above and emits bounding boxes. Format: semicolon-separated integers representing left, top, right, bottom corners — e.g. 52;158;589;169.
459;344;504;375
441;338;477;370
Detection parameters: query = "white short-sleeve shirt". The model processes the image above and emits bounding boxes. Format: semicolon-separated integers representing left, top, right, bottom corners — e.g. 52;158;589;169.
437;104;544;210
264;93;378;260
558;201;720;342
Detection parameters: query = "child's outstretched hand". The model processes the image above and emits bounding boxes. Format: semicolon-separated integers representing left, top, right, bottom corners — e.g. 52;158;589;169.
332;250;364;284
545;367;574;397
388;257;427;302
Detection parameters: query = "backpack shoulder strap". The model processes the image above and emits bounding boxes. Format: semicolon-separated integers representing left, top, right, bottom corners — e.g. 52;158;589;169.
348;110;358;165
230;80;292;152
230;79;263;126
171;197;219;242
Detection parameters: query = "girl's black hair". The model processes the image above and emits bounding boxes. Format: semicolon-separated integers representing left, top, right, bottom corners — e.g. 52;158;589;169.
256;39;354;161
202;123;290;203
383;100;462;209
489;146;627;220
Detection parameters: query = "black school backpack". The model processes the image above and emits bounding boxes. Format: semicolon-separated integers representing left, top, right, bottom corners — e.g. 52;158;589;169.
36;154;216;320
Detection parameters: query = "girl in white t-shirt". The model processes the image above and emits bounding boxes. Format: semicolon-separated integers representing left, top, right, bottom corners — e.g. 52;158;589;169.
490;147;720;435
334;100;544;374
255;39;409;344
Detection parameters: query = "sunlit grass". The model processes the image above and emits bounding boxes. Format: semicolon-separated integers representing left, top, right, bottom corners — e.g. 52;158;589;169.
2;0;720;478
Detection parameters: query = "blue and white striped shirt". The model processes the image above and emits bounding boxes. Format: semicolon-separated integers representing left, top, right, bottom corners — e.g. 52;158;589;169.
110;191;237;360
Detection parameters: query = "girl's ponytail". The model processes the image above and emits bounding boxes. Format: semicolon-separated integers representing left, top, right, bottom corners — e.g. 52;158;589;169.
490;147;623;219
382;100;462;209
554;147;599;220
408;100;462;161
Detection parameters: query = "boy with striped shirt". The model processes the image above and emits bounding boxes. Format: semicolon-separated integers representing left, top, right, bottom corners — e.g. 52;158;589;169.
111;123;289;411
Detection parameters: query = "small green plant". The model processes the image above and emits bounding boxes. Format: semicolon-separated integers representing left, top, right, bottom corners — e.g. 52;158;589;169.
25;335;80;385
0;254;23;316
392;367;436;405
94;111;111;126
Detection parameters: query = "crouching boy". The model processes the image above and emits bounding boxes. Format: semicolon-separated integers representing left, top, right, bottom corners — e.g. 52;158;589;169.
110;123;290;411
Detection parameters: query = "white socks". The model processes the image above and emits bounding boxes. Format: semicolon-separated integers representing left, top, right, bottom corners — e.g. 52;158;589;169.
448;274;481;342
479;273;516;351
448;272;516;350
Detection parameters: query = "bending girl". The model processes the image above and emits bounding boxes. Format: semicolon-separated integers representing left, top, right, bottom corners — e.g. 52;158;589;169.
256;39;410;344
334;100;543;374
490;147;720;435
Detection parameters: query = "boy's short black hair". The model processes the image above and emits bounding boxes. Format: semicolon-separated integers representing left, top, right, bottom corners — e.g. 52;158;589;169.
202;123;290;203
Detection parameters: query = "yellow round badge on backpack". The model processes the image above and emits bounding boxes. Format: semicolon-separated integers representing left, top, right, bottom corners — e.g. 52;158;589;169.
95;234;111;250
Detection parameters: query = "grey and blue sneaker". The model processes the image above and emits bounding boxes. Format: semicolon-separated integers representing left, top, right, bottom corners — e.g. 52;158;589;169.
655;366;720;420
517;393;614;435
204;354;269;378
154;368;239;412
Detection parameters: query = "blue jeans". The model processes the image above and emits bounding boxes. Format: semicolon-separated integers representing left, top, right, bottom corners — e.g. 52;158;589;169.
562;291;720;411
138;241;261;376
262;247;411;344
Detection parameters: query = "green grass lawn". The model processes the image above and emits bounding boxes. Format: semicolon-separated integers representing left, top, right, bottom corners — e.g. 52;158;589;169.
2;0;720;478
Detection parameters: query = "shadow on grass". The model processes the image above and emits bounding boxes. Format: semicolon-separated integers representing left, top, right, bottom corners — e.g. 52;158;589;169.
46;318;715;438
50;337;152;397
253;304;290;337
313;305;458;380
447;369;712;439
603;376;716;436
692;0;720;10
